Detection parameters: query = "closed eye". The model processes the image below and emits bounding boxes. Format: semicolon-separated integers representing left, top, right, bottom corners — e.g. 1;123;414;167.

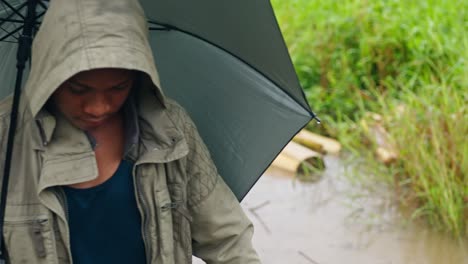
112;81;132;91
68;84;90;95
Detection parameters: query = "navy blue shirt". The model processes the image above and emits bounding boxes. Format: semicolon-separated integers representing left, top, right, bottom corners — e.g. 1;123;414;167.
63;160;146;264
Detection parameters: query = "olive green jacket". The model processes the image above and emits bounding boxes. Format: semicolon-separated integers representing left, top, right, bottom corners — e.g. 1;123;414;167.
0;0;260;263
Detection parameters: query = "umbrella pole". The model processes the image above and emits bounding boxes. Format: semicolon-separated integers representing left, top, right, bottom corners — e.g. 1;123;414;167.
0;0;38;262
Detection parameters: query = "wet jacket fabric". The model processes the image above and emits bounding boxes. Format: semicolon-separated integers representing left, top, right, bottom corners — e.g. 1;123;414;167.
0;0;260;263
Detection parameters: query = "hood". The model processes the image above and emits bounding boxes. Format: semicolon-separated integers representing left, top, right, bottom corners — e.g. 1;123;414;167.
22;0;165;119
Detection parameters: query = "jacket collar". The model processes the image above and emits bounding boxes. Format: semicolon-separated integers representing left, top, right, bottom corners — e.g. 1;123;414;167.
36;108;98;191
132;85;189;164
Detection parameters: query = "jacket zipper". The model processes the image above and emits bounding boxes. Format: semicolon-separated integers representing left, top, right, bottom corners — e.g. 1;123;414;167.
35;119;49;146
56;187;73;264
57;188;70;220
134;165;152;264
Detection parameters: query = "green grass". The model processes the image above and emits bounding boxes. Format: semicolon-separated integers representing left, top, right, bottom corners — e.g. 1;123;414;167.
387;84;467;236
271;0;468;237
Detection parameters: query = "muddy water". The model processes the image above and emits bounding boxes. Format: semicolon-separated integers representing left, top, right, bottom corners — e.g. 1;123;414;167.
194;156;468;264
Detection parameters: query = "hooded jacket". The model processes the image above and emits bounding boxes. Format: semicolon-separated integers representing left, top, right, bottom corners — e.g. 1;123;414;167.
0;0;260;263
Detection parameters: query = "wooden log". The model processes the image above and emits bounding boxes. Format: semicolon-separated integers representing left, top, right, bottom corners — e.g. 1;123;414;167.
369;123;399;165
271;152;301;173
282;141;323;164
271;141;325;177
361;113;399;165
292;136;324;154
376;147;398;165
293;130;341;155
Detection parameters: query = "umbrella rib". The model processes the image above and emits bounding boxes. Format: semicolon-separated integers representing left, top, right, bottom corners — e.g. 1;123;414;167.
0;1;28;28
0;0;8;14
0;2;48;57
148;20;173;29
148;26;170;31
0;0;26;43
0;24;11;36
0;1;11;21
0;18;24;23
0;18;41;25
0;39;16;43
0;25;19;42
0;0;25;20
37;0;47;11
0;23;21;42
35;9;45;20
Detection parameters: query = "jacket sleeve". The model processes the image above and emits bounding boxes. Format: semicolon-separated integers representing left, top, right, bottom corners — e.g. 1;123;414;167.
182;111;261;264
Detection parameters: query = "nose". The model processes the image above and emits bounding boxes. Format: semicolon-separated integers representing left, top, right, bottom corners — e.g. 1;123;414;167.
83;94;111;118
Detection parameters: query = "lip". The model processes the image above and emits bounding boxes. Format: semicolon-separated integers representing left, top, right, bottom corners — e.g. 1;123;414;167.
81;118;106;126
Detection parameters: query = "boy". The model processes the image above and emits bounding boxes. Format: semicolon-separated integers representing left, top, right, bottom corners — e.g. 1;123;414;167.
0;0;260;263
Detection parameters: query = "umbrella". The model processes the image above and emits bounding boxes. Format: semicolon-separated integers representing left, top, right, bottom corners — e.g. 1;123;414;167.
0;0;317;257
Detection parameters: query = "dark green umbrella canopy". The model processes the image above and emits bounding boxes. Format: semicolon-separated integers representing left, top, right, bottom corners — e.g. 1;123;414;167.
0;0;316;200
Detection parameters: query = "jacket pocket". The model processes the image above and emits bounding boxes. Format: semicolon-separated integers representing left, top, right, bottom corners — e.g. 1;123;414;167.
3;217;57;263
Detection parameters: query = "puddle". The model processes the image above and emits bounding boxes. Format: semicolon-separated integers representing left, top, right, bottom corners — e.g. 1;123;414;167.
194;156;468;264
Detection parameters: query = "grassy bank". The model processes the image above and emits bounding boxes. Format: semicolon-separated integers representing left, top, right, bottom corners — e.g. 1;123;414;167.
271;0;467;237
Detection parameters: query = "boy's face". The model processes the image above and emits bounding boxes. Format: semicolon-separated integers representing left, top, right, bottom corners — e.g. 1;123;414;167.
51;68;135;131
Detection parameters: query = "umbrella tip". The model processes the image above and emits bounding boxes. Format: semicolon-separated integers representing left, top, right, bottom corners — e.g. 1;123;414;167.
313;116;321;125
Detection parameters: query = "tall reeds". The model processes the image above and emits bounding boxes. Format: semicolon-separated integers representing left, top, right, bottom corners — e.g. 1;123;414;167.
272;0;467;237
